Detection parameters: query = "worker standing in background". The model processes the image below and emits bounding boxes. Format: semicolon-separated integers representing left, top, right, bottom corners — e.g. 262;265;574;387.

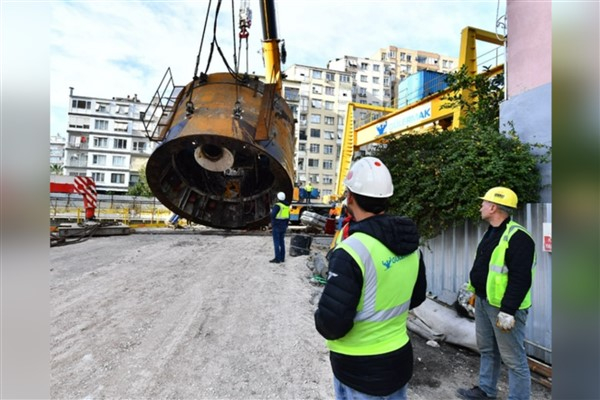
304;180;313;204
458;187;536;400
314;157;427;399
270;192;290;264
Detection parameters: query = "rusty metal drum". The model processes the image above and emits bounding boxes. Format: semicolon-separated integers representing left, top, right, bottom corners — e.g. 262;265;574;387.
146;73;295;229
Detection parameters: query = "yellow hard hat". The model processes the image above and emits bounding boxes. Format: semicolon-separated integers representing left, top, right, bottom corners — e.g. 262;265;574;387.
479;187;518;208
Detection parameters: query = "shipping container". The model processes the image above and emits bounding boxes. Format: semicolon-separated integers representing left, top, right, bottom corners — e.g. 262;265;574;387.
397;70;449;108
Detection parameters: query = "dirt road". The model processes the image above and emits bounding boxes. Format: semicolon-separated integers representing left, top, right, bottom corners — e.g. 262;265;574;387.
50;231;551;399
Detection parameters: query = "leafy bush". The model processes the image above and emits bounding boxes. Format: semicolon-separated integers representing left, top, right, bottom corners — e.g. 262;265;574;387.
371;65;549;240
374;125;543;240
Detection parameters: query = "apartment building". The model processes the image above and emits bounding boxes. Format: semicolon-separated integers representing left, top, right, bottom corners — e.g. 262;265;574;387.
50;133;67;166
282;65;353;198
373;46;458;83
63;88;156;194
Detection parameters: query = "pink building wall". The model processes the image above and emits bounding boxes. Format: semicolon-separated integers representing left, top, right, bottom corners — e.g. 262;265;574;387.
506;0;552;97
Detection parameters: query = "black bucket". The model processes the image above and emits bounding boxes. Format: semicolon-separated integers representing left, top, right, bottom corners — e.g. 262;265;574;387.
290;234;312;257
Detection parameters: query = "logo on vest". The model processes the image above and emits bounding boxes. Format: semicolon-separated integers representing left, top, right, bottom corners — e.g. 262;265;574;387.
382;254;406;270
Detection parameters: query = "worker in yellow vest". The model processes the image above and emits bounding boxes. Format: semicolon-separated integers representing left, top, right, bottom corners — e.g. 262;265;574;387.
304;181;313;203
269;192;290;264
314;157;427;399
458;187;536;400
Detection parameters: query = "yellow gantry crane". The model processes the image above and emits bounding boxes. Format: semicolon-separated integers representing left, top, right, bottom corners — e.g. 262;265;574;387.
334;27;505;198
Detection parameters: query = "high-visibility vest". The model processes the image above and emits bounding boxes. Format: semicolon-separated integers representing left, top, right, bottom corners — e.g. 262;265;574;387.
486;220;536;309
275;202;290;219
327;232;419;356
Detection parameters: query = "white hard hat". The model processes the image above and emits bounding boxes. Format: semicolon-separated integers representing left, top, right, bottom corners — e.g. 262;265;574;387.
343;157;393;198
277;192;286;201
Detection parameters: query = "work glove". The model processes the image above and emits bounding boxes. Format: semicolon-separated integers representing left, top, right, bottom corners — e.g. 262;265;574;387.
496;311;515;332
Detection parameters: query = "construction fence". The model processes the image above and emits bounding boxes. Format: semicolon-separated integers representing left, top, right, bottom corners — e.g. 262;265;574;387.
50;193;173;226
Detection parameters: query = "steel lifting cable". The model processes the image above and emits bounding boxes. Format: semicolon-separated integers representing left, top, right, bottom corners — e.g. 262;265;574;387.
186;0;213;116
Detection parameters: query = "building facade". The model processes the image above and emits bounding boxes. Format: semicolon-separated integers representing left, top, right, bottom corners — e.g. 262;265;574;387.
282;65;353;198
50;133;67;167
373;46;458;86
63;88;156;194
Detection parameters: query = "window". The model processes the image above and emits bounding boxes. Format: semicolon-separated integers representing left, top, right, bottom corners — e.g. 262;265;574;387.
311;99;322;109
95;102;109;113
309;174;319;183
323;160;333;170
297;158;305;171
324;116;335;125
69;116;91;129
373;89;380;97
312;69;322;79
360;75;368;83
299;114;307;126
308;159;319;168
310;128;321;138
325;101;334;110
72;99;91;110
116;105;129;114
284;87;299;101
111;173;125;184
358;87;367;97
323;174;333;184
388;50;397;58
298;143;306;151
92;154;106;165
114;121;129;132
93;137;108;148
310;114;321;124
309;144;320;153
94;120;108;130
373;64;380;72
324;131;335;140
133;141;147;152
340;75;351;83
91;172;105;182
384;89;391;97
326;72;335;81
112;156;126;167
113;139;127;149
325;87;335;96
299;130;307;140
312;85;323;94
384;77;390;87
372;76;380;84
324;145;334;154
360;62;369;71
406;55;412;62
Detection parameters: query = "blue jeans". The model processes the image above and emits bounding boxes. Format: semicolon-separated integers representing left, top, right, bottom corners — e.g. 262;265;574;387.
272;229;286;261
333;376;407;400
475;296;531;400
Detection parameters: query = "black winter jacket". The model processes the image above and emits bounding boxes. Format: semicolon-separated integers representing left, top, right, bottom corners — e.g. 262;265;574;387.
469;217;535;315
314;214;427;396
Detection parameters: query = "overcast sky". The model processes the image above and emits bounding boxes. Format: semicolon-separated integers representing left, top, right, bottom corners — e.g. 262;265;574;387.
49;0;505;137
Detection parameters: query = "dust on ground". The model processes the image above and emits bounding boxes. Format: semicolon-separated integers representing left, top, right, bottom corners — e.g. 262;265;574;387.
50;231;551;399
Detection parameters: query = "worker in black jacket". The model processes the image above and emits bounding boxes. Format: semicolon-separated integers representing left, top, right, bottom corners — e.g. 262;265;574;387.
314;157;427;399
458;187;536;400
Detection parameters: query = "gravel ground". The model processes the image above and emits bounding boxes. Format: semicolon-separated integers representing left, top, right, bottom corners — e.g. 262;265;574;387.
50;231;551;399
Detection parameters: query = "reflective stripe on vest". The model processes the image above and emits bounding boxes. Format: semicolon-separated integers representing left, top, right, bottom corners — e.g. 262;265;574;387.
486;221;536;309
276;202;290;219
326;232;419;356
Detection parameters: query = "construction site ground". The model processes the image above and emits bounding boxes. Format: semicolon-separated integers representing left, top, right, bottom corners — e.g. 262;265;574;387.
50;229;552;399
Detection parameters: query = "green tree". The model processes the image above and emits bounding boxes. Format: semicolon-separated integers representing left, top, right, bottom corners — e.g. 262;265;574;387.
128;166;154;197
372;66;549;241
50;163;63;175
